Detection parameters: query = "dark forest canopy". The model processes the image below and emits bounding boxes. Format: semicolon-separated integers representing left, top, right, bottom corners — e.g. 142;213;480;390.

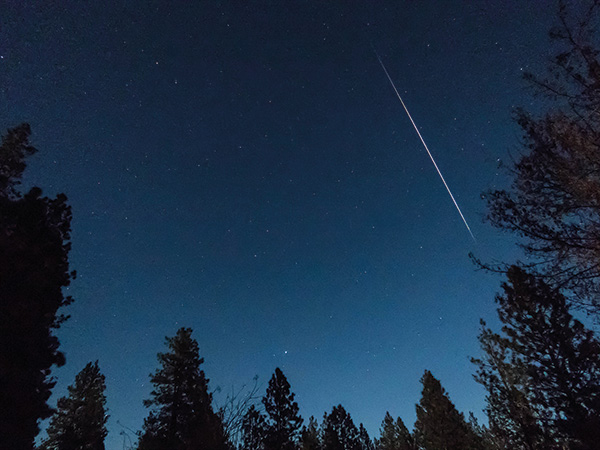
472;266;600;450
478;0;600;317
0;124;74;450
39;361;108;450
137;327;229;450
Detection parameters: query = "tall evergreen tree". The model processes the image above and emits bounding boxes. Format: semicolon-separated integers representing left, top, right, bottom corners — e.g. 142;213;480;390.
39;361;108;450
138;327;229;450
472;266;600;449
473;323;548;450
241;405;266;450
414;371;480;450
321;405;360;450
262;367;303;450
479;0;600;315
378;412;413;450
300;416;321;450
466;413;497;450
0;124;74;450
357;424;374;450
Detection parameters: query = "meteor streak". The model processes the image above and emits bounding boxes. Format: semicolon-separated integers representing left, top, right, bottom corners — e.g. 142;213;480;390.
374;51;476;242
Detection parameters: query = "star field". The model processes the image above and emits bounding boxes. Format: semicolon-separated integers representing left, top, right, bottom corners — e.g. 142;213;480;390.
0;2;557;448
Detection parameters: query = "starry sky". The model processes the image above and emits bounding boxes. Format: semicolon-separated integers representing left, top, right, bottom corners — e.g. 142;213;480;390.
1;2;558;448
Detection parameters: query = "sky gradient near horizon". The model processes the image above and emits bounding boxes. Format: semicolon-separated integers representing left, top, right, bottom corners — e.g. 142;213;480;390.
1;2;560;448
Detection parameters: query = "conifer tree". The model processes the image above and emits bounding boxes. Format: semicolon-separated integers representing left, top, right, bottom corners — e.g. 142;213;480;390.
414;371;479;450
300;416;321;450
39;361;108;450
472;266;600;449
378;412;413;450
466;414;497;450
321;405;360;450
262;367;303;450
473;323;548;450
357;424;374;450
138;327;229;450
241;405;266;450
0;124;74;450
479;0;600;315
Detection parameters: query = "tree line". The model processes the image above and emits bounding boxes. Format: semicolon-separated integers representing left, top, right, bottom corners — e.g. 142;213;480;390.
2;0;600;449
31;270;600;450
34;326;494;450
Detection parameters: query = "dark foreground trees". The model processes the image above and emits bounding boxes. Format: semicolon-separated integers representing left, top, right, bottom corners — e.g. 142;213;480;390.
241;405;266;450
299;416;320;450
138;327;229;450
472;266;600;450
321;404;362;450
474;2;600;448
240;367;303;450
0;124;74;450
262;367;304;450
480;0;600;316
39;361;108;450
378;412;413;450
414;370;482;450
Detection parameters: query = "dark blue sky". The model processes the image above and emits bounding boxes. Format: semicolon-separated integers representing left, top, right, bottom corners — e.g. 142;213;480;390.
2;2;557;448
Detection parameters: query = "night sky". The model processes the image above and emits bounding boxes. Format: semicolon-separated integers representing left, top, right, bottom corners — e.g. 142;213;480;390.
2;2;557;448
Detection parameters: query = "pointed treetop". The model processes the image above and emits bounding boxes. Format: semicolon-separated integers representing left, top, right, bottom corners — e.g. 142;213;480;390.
262;367;303;450
379;411;413;450
415;370;479;450
40;361;108;450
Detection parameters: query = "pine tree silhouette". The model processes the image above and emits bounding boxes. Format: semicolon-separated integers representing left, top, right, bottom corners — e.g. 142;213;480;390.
0;124;74;450
40;361;108;450
378;412;413;450
473;267;600;449
414;371;479;450
262;368;303;450
138;327;229;450
322;405;360;450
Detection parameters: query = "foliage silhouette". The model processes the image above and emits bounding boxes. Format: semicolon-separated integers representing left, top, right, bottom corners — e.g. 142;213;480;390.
262;367;303;450
357;423;374;450
39;361;108;450
472;266;600;449
0;124;74;450
414;370;481;450
241;405;266;450
300;416;321;450
378;412;413;450
321;405;361;450
478;0;600;317
138;327;229;450
219;375;262;448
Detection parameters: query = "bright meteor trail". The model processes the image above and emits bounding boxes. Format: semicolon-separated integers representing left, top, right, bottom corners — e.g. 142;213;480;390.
374;51;476;242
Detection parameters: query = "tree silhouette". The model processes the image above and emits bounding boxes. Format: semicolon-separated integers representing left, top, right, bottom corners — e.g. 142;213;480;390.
219;375;261;448
0;124;74;450
466;414;496;450
262;367;303;450
472;266;600;449
241;405;266;450
300;416;321;450
321;405;361;450
414;371;480;450
39;361;108;450
378;412;413;450
473;323;545;450
138;327;229;450
479;0;600;316
357;424;374;450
